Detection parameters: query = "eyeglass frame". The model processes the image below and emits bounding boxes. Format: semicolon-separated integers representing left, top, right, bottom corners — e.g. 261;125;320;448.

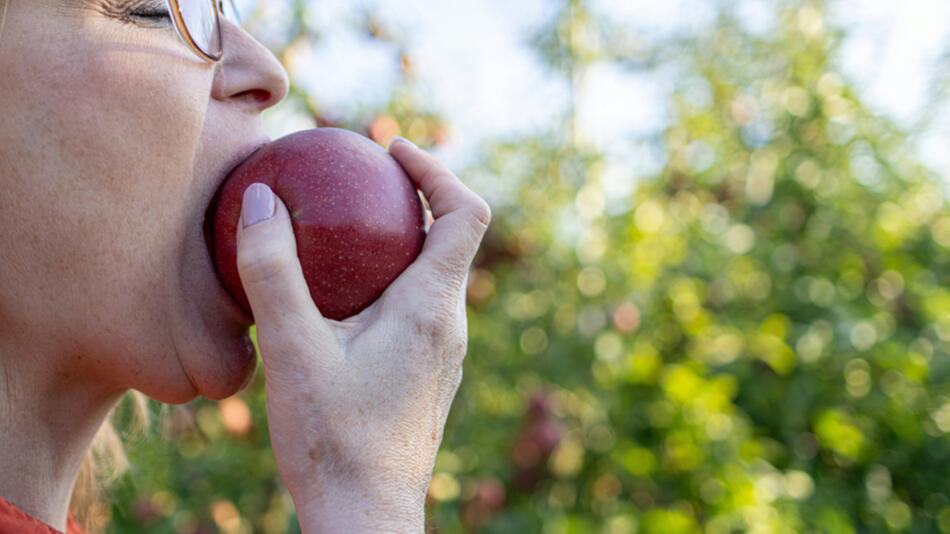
166;0;242;63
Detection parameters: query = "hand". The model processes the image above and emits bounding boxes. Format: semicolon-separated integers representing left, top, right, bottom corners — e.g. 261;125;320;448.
234;137;491;533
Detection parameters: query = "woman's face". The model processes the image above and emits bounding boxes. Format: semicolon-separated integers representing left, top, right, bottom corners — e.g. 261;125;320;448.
0;0;289;402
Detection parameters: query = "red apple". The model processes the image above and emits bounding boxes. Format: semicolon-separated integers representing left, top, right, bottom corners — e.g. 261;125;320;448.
207;128;426;321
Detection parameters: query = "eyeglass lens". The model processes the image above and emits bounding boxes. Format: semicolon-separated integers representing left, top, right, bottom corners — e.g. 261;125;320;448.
180;0;221;59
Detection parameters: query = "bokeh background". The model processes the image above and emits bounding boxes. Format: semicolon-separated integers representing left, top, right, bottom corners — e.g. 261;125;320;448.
104;0;950;532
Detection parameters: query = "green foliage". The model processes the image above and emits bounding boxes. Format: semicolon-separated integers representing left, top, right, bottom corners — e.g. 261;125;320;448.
106;1;949;533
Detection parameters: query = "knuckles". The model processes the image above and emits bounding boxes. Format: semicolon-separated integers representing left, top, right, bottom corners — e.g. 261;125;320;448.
236;247;297;286
468;196;492;230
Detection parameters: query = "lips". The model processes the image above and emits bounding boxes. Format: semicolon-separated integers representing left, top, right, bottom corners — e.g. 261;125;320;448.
202;139;270;261
201;139;271;325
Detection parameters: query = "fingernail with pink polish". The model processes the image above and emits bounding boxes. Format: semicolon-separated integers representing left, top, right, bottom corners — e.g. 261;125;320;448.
242;183;275;228
392;136;417;149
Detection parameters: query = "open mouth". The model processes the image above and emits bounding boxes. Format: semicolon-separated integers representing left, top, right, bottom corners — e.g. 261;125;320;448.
200;140;270;326
202;178;226;260
202;141;268;261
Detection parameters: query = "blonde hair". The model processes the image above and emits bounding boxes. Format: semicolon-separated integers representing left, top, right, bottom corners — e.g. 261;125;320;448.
69;391;179;533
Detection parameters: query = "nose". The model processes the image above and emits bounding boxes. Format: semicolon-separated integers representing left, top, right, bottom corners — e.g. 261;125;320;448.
210;19;290;112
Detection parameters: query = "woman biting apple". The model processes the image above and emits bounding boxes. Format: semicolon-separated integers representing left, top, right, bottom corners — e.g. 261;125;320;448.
0;1;490;532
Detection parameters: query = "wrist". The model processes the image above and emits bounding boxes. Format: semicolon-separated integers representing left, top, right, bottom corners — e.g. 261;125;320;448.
292;474;428;533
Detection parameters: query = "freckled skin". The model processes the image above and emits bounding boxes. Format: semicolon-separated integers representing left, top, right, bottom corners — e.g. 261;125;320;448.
0;1;292;528
0;1;289;405
210;128;427;321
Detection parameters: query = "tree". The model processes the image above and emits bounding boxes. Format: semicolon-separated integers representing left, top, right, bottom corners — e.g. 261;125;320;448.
106;1;949;533
446;0;949;532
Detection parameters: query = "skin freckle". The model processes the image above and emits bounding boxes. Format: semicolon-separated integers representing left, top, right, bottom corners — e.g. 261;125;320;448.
413;316;440;342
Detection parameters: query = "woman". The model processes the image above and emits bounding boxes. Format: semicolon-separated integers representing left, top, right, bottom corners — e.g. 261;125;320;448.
0;0;491;532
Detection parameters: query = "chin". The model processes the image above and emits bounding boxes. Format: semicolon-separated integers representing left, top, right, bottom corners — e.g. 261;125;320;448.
144;327;258;405
162;222;259;403
192;331;259;401
168;299;259;402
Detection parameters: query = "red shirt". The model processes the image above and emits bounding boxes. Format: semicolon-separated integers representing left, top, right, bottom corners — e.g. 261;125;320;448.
0;497;86;534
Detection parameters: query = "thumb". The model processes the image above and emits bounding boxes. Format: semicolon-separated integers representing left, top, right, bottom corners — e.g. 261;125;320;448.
235;183;323;329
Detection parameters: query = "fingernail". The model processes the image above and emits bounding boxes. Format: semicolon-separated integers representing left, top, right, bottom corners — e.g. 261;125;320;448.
242;183;275;228
392;136;416;149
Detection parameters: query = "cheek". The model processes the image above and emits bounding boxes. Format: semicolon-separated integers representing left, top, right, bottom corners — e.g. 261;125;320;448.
42;41;208;202
9;28;212;278
5;19;213;238
0;18;213;351
0;12;210;205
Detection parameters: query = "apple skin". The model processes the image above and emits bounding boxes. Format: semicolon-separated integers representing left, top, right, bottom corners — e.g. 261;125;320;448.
207;128;426;321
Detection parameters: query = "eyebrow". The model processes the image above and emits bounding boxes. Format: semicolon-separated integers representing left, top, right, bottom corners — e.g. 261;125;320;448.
51;0;156;20
50;0;107;15
52;0;146;13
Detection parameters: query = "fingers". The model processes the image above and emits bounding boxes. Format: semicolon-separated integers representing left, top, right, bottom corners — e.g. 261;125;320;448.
390;138;491;225
235;184;337;366
388;139;491;292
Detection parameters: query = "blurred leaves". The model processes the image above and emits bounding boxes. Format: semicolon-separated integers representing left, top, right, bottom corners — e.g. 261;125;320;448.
105;0;948;533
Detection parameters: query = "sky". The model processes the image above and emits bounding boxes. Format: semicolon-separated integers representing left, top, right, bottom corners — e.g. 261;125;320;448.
247;0;949;190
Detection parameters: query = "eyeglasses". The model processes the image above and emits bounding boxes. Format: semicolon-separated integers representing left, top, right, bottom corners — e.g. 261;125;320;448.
166;0;242;63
